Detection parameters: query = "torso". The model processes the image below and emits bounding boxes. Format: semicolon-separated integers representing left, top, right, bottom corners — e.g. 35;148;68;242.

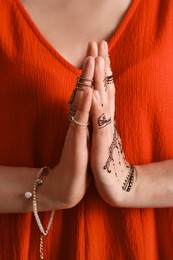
1;1;173;259
21;0;131;68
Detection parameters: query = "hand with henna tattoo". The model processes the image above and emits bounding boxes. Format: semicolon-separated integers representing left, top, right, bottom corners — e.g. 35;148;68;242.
90;41;137;206
89;40;173;209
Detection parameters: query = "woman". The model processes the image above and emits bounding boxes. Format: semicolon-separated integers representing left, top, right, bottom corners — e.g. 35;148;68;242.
0;0;173;259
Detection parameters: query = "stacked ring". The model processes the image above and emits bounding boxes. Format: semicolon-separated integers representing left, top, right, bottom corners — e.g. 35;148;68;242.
76;76;94;91
105;75;114;85
68;75;94;126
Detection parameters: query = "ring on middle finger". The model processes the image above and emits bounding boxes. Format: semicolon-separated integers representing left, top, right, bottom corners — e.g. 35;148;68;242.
105;75;114;85
76;76;94;91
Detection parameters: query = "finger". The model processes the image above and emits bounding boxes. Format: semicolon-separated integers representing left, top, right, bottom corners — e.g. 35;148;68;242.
98;41;112;77
98;41;115;119
71;88;93;131
92;90;113;135
69;56;95;117
94;56;108;107
91;90;114;181
86;41;98;58
81;56;95;80
76;41;97;99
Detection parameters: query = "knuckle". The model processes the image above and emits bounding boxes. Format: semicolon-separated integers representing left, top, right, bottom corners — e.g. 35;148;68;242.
95;56;104;63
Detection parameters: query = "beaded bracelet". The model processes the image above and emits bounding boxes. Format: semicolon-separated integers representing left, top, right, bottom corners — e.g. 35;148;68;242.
32;166;55;259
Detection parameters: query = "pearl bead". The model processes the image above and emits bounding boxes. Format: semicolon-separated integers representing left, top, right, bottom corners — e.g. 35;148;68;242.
25;192;32;199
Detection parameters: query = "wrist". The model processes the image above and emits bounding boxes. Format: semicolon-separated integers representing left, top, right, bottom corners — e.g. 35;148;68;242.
94;165;137;207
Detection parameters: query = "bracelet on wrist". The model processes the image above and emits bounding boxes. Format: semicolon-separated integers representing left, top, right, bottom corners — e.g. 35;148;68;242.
25;166;55;259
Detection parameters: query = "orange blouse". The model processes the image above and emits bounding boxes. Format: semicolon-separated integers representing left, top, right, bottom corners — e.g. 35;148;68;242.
0;0;173;259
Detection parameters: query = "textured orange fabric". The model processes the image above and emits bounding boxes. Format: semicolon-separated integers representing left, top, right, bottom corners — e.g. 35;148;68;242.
0;0;173;259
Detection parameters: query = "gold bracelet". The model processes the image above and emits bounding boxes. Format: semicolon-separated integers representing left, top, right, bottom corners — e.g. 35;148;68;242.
32;166;55;259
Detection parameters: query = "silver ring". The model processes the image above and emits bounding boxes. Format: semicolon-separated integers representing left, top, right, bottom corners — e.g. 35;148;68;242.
76;82;94;90
76;76;94;90
78;76;93;82
70;116;89;126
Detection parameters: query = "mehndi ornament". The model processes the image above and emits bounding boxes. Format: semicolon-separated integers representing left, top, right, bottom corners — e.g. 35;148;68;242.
102;124;135;192
105;75;114;85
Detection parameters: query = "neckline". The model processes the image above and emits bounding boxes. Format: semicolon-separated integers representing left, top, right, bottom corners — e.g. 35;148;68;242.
14;0;139;75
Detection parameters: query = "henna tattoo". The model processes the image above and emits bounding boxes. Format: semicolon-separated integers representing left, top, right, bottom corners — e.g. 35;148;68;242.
103;74;114;92
103;129;117;174
103;126;124;176
122;165;135;192
103;124;135;192
104;79;107;92
98;113;111;129
106;75;114;85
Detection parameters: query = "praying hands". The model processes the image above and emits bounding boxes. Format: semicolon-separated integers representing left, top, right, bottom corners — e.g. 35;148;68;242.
68;41;136;207
1;41;173;214
67;40;173;208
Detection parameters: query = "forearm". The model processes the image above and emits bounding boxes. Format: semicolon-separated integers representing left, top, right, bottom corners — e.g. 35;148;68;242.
0;144;89;213
97;159;173;208
131;159;173;208
0;65;93;213
0;166;61;213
